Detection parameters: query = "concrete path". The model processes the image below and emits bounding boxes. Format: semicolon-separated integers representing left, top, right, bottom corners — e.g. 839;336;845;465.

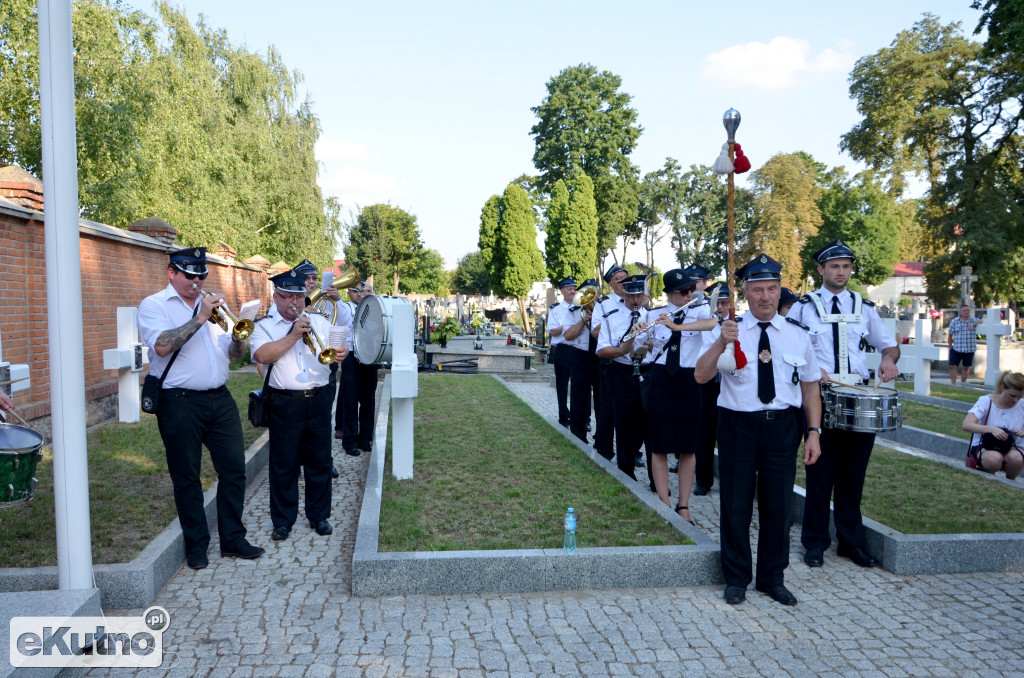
87;374;1024;677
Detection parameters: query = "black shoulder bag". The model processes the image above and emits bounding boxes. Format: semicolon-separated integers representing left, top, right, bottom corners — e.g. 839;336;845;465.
247;364;274;427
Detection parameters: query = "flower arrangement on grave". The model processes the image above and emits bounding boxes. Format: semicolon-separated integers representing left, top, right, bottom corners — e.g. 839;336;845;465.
470;314;484;329
432;316;460;345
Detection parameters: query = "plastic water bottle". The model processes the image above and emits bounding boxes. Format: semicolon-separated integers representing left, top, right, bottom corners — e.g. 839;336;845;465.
563;507;577;553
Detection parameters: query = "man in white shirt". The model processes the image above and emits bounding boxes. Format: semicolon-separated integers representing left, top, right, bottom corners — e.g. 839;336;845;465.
251;265;346;541
547;277;576;427
138;247;265;570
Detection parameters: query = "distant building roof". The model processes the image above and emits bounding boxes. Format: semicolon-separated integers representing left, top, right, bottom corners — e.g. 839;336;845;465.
893;262;926;277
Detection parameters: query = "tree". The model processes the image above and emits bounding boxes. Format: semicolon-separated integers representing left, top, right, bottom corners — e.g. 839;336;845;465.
531;64;642;264
399;248;447;295
451;251;490;296
543;169;598;283
803;168;901;287
487;184;545;331
744;153;822;290
345;204;423;295
477;194;500;270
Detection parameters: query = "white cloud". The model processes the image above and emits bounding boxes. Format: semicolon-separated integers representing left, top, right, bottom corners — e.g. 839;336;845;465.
317;166;406;209
700;36;855;91
315;137;372;163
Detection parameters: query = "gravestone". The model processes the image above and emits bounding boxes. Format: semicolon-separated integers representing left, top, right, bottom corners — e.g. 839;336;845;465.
978;308;1012;387
898;318;947;396
954;266;978;307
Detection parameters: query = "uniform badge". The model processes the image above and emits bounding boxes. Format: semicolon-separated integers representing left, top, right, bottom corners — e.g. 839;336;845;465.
669;344;678;352
759;254;767;263
759;349;772;363
194;248;201;257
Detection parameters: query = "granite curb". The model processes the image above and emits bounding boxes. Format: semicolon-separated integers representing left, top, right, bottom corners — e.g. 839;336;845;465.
351;374;723;596
1;587;101;678
0;431;270;609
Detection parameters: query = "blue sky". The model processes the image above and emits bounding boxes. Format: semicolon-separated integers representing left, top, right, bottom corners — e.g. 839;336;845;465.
133;1;984;272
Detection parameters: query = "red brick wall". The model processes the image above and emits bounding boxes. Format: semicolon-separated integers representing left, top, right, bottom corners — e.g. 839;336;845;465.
0;206;273;426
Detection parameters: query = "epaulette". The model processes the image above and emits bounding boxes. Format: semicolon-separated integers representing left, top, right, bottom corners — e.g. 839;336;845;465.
598;295;610;302
798;295;813;304
862;299;875;307
551;302;560;308
786;317;810;331
649;305;667;312
255;315;272;323
602;308;619;318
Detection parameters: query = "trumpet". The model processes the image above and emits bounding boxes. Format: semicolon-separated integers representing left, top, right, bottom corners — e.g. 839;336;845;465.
300;312;337;365
197;288;254;341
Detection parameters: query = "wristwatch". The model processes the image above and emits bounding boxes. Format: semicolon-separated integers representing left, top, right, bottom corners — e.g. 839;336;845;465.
806;427;823;435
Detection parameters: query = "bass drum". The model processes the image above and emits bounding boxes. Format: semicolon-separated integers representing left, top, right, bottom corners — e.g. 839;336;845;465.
353;295;410;365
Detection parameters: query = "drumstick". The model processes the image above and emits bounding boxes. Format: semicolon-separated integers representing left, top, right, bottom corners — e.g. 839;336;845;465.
1;407;31;428
0;377;29;388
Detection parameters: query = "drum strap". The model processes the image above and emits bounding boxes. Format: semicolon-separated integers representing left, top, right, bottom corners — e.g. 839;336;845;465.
809;291;863;382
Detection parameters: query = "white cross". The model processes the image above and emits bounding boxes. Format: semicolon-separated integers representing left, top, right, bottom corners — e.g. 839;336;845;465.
977;307;1011;388
102;307;148;423
891;318;947;396
953;266;978;306
0;332;31;406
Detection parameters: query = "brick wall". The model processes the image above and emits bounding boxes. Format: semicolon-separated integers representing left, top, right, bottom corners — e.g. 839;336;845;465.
0;195;275;433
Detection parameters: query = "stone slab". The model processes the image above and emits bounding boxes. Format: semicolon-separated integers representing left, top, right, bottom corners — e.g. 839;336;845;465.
878;424;967;460
422;344;533;373
0;587;100;678
0;431;270;609
352;374;723;596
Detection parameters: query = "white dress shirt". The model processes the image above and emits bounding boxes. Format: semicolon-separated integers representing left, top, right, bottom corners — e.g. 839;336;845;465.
138;284;232;390
597;302;653;366
547;302;569;347
250;311;334;390
649;300;712;369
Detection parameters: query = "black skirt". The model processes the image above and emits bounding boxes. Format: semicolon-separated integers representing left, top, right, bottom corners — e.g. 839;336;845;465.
645;364;702;455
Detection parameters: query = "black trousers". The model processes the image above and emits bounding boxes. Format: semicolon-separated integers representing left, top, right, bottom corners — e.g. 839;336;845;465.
266;386;333;529
156;385;247;556
801;427;875;551
552;344;571;424
717;407;799;589
695;380;721;489
567;346;596;442
594;359;614;458
608;362;649;479
338;353;379;451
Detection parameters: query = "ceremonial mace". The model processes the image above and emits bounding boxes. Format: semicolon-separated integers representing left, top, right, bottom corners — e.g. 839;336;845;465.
717;108;741;372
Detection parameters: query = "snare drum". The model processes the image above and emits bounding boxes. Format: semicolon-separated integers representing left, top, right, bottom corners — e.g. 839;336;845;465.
0;423;44;508
822;384;902;433
353;295;410;365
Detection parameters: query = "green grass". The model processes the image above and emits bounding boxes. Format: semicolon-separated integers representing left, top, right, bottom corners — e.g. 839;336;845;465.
895;380;982;404
379;374;691;551
902;400;970;439
0;374;264;568
796;444;1023;534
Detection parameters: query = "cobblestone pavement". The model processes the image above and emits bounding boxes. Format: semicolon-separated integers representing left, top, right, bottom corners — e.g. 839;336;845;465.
89;375;1024;677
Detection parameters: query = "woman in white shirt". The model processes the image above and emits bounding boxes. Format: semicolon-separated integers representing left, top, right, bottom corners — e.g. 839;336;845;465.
962;370;1024;480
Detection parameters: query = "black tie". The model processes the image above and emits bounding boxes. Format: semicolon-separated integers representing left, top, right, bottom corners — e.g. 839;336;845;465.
665;330;682;376
831;296;841;373
757;322;775;404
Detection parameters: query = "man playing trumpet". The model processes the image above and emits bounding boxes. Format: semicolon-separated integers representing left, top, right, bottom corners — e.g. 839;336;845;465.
251;265;347;541
137;247;264;570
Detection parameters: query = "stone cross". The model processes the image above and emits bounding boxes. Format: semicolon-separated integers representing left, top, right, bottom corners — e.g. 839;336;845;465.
389;300;418;480
954;266;978;307
0;332;31;408
102;307;148;423
897;318;947;396
978;307;1012;387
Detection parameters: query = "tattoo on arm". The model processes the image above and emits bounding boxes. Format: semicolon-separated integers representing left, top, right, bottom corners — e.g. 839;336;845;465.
155;317;204;354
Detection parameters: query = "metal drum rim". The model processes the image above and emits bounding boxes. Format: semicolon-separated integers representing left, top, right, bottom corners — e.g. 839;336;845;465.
0;423;44;455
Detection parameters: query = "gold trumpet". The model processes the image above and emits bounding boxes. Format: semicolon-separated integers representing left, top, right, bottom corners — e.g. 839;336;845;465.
198;288;254;340
571;282;599;324
307;263;361;323
301;312;337;365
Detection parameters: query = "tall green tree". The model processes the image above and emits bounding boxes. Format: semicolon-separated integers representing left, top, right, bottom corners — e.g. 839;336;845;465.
803;168;901;287
345;204;423;295
451;251;490;296
399;248;447;295
744;153;822;290
543;170;598;283
478;194;500;270
488;183;545;331
531;64;642;265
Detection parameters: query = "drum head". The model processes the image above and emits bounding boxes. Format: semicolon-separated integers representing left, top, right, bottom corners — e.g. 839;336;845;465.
353;295;388;365
0;423;43;454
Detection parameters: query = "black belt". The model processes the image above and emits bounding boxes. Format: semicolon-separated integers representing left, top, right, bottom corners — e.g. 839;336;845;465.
610;361;652;374
268;384;331;398
728;408;795;420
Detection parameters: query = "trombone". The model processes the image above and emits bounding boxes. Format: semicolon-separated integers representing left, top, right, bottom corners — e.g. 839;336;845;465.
300;312;337;365
197;288;254;341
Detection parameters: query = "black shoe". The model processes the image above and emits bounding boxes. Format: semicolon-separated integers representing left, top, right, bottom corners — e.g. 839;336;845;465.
837;545;879;568
559;420;570;428
334;430;343;440
220;541;266;560
668;461;679;473
310;519;333;536
692;485;710;496
359;443;372;453
723;585;746;604
186;552;208;570
586;423;592;431
674;505;695;526
271;526;290;541
634;455;645;469
755;584;798;606
804;548;824;567
343;448;360;457
330;465;340;478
